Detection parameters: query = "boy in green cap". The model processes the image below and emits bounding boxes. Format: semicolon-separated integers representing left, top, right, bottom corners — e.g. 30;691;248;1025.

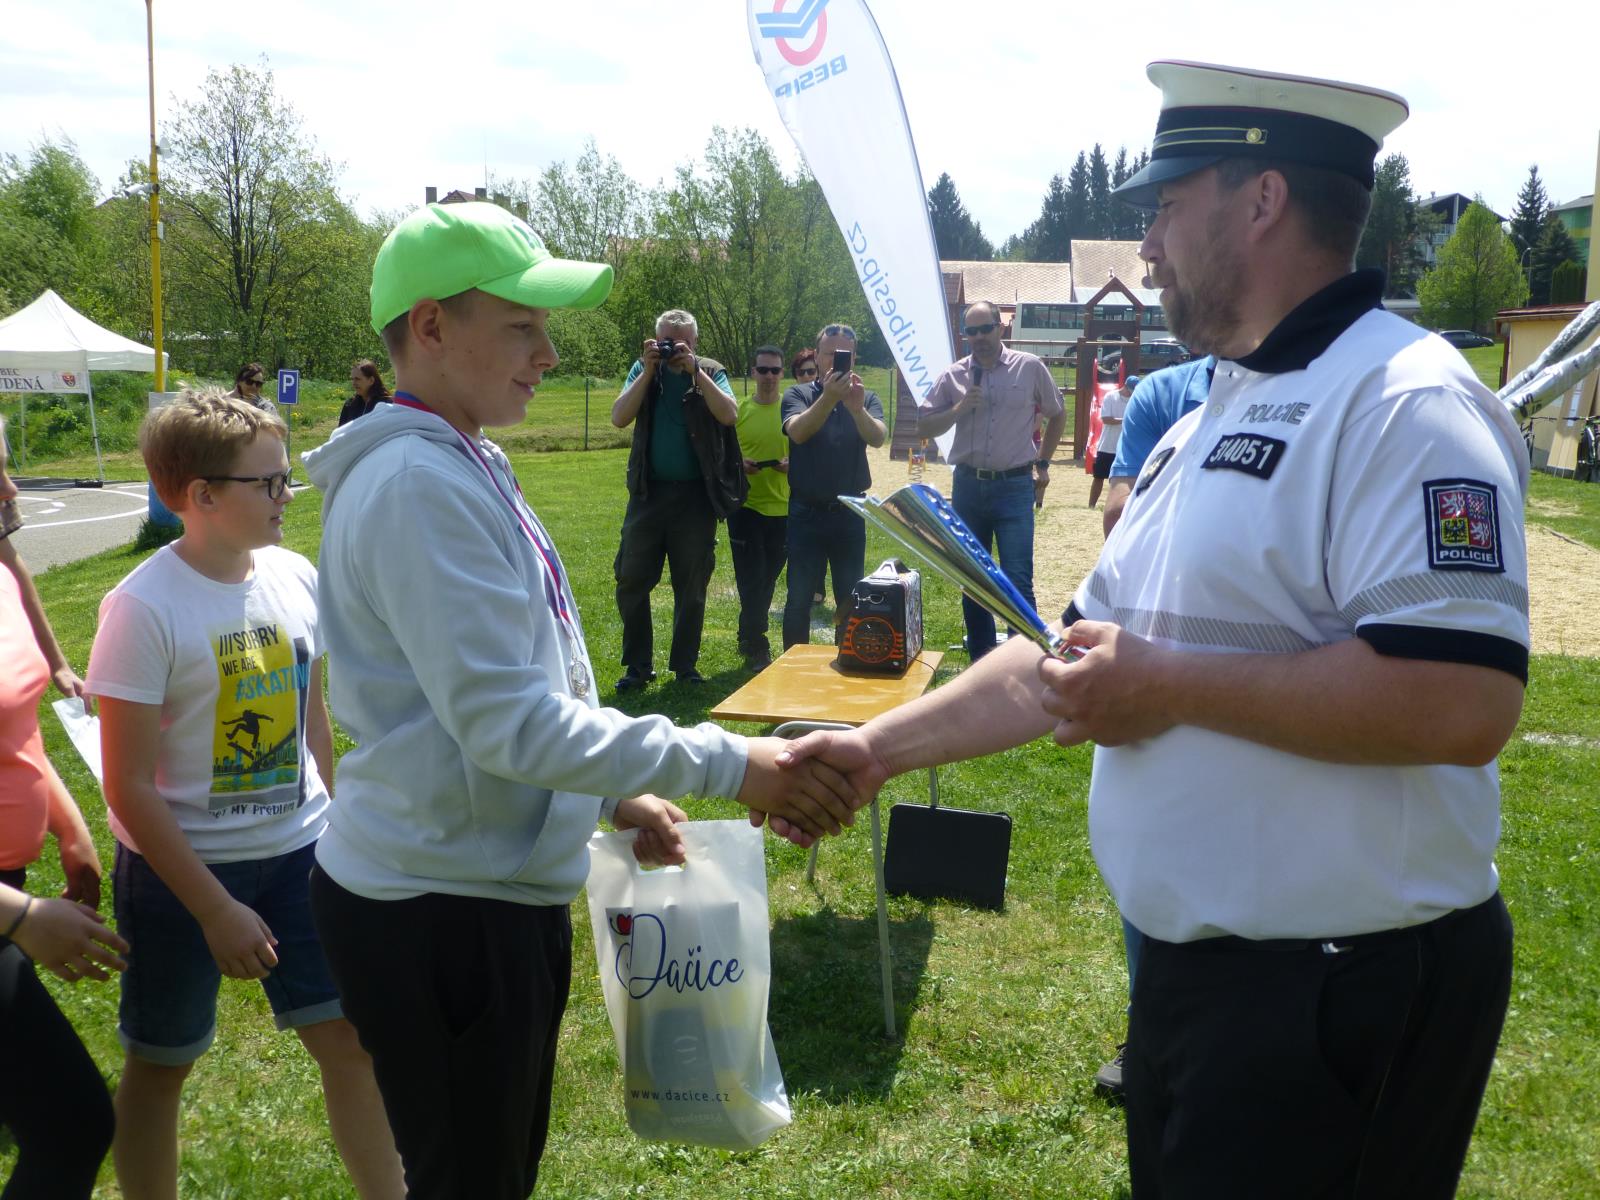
302;202;856;1198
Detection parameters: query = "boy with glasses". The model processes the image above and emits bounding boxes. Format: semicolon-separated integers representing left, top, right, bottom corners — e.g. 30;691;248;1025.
731;345;790;669
89;390;402;1199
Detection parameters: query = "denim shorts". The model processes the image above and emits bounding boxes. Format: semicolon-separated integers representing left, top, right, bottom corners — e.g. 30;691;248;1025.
113;839;343;1065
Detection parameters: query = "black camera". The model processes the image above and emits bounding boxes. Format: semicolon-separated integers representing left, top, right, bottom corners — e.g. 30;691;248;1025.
657;338;677;359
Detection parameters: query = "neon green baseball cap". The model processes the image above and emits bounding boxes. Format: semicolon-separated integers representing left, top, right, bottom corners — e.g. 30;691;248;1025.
369;201;614;334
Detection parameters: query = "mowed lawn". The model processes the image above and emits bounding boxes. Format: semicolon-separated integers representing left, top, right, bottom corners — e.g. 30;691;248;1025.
7;380;1600;1197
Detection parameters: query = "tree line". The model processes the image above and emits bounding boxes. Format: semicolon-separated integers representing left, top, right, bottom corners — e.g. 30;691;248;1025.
0;59;880;385
926;144;1153;264
2;58;1587;383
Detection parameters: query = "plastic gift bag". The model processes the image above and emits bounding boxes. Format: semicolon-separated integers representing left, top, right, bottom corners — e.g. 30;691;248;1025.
585;819;791;1149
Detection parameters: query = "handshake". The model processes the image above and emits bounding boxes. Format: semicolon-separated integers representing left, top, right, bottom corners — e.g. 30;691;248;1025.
737;731;883;848
611;731;881;868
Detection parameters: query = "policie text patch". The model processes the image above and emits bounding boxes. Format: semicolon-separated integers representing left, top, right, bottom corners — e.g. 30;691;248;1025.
1200;432;1287;480
1422;479;1504;572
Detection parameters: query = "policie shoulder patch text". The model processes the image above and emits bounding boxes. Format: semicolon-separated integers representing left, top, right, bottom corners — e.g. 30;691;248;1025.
1200;432;1287;480
1422;479;1503;573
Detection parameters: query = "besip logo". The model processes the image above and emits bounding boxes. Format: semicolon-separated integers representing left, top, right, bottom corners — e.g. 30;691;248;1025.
756;0;830;67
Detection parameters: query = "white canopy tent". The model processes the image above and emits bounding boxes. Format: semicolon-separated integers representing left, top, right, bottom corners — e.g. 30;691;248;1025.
0;289;167;481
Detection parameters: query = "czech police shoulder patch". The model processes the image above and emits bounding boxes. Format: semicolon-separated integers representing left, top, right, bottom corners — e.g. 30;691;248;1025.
1423;479;1503;573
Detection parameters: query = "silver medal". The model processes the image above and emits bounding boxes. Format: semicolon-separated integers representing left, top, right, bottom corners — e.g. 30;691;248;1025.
568;657;591;698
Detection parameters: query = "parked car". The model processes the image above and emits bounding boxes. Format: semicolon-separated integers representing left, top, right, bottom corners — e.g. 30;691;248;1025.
1098;338;1192;374
1437;329;1494;349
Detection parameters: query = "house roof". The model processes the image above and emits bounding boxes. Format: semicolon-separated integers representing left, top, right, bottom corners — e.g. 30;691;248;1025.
939;242;1176;309
939;260;1074;305
1553;194;1594;213
1495;303;1589;322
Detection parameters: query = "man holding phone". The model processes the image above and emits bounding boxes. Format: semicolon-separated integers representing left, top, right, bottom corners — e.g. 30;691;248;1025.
610;309;744;692
918;300;1064;659
780;323;886;650
730;345;791;670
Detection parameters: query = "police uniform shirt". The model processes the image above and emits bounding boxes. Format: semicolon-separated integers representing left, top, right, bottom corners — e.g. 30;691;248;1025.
1068;270;1530;944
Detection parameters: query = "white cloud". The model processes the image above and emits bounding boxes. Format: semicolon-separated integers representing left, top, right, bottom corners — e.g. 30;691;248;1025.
3;0;1594;242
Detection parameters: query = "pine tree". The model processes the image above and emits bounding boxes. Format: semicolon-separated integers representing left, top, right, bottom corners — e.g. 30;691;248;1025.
1550;261;1587;305
1087;144;1112;239
1023;174;1073;262
1508;165;1549;261
1064;153;1091;253
1356;154;1428;297
1529;211;1580;305
926;172;993;260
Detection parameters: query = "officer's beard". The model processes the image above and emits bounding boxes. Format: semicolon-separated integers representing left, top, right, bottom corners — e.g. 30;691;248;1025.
1160;211;1245;358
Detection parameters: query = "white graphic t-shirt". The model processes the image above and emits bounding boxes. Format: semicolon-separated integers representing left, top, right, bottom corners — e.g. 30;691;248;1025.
88;544;330;863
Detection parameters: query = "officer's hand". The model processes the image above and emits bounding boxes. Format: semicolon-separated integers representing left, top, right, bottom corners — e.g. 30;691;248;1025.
1037;621;1180;747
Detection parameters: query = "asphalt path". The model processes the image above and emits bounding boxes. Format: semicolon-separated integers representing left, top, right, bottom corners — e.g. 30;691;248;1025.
7;479;154;572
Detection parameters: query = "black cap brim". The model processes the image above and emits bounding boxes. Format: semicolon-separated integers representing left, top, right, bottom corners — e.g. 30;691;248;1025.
1111;154;1223;210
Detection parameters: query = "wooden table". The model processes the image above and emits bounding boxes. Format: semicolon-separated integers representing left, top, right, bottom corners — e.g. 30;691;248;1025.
712;644;945;1037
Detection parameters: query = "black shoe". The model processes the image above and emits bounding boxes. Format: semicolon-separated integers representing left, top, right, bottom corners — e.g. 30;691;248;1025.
675;670;707;685
615;668;654;692
743;651;772;672
1094;1044;1127;1099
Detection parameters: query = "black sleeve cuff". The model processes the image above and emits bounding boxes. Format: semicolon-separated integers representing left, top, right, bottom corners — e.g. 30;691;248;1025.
1062;601;1085;627
1357;623;1528;684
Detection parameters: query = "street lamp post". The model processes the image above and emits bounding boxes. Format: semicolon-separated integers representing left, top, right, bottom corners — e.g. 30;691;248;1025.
146;0;164;391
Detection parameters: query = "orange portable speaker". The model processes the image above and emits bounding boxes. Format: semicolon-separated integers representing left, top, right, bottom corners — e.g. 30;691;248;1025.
837;559;923;675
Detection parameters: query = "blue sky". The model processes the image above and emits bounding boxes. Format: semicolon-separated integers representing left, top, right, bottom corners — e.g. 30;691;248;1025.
4;0;1594;243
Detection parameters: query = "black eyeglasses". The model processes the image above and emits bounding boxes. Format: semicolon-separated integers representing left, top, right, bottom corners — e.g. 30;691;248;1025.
963;322;999;337
821;325;856;340
206;469;293;500
796;367;818;377
754;366;784;376
243;376;265;386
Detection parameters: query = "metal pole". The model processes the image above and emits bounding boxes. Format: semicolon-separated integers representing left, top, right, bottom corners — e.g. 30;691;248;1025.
146;0;164;391
584;376;589;450
85;371;105;481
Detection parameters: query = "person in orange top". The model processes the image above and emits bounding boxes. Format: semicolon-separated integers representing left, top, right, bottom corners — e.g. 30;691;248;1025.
1;412;129;1198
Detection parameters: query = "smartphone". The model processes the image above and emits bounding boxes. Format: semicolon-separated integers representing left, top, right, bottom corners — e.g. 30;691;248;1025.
752;458;781;469
832;348;853;376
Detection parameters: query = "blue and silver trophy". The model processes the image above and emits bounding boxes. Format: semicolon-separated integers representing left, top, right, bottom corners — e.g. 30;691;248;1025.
840;483;1082;660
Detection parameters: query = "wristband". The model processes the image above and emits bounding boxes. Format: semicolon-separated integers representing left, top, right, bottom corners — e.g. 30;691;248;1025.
1035;458;1052;469
2;894;34;939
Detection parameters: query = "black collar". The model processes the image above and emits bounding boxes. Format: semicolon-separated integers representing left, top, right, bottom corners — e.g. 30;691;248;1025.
1230;269;1385;375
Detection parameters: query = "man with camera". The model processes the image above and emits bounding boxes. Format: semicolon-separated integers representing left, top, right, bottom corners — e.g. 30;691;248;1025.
780;323;886;650
917;300;1064;660
610;309;744;691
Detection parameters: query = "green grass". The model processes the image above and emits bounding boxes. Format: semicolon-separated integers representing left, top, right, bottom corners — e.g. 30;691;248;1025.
1462;343;1504;391
0;367;912;481
1527;471;1600;550
8;404;1600;1197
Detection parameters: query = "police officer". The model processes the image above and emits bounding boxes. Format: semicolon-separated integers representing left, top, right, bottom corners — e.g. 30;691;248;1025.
771;60;1529;1196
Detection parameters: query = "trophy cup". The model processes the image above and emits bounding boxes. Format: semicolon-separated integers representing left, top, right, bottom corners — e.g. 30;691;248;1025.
839;483;1081;660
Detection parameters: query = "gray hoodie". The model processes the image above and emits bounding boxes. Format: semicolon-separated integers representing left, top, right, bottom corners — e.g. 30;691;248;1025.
302;404;747;904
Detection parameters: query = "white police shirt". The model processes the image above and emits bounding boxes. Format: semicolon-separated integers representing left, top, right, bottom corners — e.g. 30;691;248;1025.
1069;272;1530;944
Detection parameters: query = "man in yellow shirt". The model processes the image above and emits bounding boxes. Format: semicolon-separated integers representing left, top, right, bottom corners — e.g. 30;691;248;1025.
730;345;790;670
